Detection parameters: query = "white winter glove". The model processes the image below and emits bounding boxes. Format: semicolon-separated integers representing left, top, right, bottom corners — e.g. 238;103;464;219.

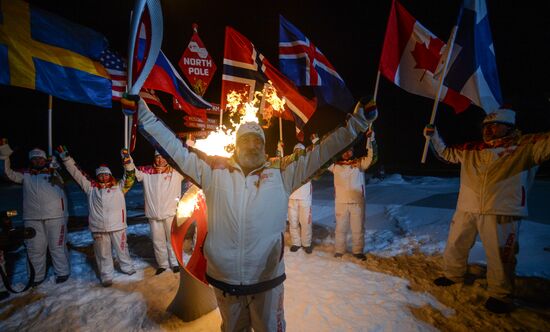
0;138;13;159
353;98;378;125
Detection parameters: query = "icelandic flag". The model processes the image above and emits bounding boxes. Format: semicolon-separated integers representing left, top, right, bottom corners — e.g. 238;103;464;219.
222;26;317;140
0;0;112;107
138;38;212;118
444;0;503;113
379;0;472;113
279;15;355;112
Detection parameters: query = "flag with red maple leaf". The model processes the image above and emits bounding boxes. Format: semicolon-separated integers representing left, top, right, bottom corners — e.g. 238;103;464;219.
379;0;471;113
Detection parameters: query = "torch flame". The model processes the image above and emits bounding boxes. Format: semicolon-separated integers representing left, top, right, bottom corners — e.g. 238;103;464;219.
176;185;203;224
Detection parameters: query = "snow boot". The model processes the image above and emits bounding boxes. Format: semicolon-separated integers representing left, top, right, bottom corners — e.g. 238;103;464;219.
172;266;180;273
433;277;456;287
353;253;367;261
290;245;300;252
101;280;113;287
334;253;343;258
55;275;70;284
303;246;313;254
155;268;167;275
485;297;514;314
0;291;9;301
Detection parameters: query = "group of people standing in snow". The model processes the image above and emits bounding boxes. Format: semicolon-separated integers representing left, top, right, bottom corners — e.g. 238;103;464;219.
0;141;185;291
1;92;549;330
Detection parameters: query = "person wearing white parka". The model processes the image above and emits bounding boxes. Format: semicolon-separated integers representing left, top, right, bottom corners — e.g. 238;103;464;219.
135;151;184;275
0;140;70;285
424;107;550;314
287;143;313;254
328;130;377;261
57;146;137;287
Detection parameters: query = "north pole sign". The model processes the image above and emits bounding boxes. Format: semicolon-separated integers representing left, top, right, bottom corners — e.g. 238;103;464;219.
179;24;217;96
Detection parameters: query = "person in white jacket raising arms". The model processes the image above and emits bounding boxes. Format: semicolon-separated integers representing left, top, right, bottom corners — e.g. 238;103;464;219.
135;151;184;275
287;143;314;254
121;93;377;332
328;130;377;261
56;146;136;287
424;107;550;314
0;139;70;285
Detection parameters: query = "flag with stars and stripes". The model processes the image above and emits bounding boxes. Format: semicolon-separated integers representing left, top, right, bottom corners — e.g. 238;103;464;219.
99;49;127;101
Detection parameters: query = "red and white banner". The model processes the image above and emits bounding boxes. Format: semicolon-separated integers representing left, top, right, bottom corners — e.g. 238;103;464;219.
178;24;217;96
379;0;471;113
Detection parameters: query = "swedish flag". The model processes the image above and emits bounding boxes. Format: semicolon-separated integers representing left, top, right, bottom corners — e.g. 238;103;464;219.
0;0;112;107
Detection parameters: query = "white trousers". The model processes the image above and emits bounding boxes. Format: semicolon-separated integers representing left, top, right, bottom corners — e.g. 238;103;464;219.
92;229;134;282
214;283;286;332
443;211;520;298
287;199;312;247
335;202;365;254
149;216;178;268
24;217;70;281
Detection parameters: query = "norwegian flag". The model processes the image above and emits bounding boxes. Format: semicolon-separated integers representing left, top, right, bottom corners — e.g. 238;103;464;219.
279;15;355;112
99;49;126;101
222;27;317;140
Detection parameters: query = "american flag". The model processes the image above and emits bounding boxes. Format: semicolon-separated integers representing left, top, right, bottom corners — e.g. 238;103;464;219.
99;49;166;110
99;49;127;101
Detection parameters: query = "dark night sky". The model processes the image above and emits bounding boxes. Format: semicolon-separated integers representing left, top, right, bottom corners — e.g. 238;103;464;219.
1;0;550;178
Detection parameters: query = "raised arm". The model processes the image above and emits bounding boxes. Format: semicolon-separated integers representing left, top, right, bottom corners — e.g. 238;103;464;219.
119;148;136;194
530;132;550;165
56;146;92;193
0;141;23;184
424;125;463;164
280;99;376;194
128;96;213;189
358;131;377;171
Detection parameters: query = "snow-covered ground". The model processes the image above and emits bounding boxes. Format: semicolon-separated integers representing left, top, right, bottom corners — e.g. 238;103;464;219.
1;174;549;331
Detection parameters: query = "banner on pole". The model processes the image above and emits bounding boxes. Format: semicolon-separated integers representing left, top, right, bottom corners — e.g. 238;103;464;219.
178;24;217;96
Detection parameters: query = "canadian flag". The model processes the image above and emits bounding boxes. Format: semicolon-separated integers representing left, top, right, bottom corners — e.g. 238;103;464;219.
379;0;471;113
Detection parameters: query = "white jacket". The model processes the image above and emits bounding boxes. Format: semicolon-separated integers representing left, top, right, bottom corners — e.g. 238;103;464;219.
328;138;376;204
289;182;312;201
430;129;550;216
135;166;184;220
2;157;68;220
62;157;136;232
136;98;370;289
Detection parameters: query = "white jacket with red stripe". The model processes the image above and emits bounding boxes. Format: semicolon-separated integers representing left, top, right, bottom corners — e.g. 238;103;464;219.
2;158;68;220
62;157;136;232
430;129;550;217
328;139;375;204
136;98;371;288
135;166;184;220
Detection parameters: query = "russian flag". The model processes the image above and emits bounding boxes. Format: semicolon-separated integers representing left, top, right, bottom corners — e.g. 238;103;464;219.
137;38;211;118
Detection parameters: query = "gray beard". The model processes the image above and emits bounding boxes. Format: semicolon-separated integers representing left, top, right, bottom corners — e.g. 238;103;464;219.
238;152;266;170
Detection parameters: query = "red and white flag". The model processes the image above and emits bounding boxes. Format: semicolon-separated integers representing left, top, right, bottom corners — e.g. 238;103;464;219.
379;0;471;113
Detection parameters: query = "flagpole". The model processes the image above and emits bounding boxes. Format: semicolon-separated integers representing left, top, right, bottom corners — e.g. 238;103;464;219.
420;22;461;164
278;116;284;157
373;70;381;102
48;95;53;156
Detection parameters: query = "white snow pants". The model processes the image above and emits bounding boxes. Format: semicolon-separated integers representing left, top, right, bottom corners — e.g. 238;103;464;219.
24;217;70;281
335;202;365;254
214;283;286;332
443;211;520;299
92;229;134;282
149;216;178;269
287;199;312;247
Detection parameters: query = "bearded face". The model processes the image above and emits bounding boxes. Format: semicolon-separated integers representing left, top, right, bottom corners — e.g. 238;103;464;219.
482;122;512;143
235;134;266;170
